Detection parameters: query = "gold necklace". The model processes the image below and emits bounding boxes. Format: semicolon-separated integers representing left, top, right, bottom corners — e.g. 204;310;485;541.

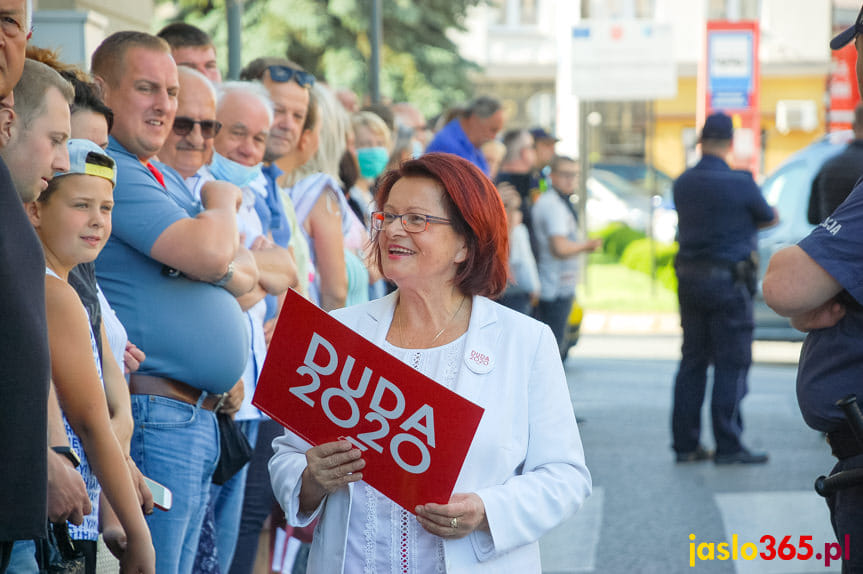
397;295;467;347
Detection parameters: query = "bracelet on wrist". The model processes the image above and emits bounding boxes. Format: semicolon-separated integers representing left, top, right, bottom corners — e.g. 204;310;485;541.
212;261;235;287
51;446;81;468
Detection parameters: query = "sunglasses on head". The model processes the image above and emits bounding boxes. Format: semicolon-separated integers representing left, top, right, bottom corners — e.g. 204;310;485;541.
267;65;315;88
172;117;222;139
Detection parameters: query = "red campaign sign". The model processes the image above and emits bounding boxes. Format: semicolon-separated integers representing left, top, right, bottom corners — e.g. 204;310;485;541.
253;290;485;512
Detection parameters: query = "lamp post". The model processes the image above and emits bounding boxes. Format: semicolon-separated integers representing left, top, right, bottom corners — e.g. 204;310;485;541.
226;0;243;80
370;0;382;103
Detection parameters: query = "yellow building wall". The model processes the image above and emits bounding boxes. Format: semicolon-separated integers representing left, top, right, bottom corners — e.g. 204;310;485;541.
651;73;826;181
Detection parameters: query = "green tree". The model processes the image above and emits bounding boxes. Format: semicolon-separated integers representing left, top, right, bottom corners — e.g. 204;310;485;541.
157;0;482;117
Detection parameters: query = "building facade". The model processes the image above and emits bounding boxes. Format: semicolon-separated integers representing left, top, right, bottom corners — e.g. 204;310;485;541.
455;0;839;179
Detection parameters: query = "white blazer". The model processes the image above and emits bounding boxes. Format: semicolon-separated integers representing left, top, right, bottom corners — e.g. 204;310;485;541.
269;292;591;573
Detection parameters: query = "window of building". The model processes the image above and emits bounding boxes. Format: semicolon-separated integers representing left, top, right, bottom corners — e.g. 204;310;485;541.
491;0;540;27
520;0;538;25
581;0;656;19
707;0;761;20
489;0;507;25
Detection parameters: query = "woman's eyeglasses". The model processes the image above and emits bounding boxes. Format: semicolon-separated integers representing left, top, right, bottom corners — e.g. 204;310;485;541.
267;65;315;88
371;211;452;233
172;117;222;139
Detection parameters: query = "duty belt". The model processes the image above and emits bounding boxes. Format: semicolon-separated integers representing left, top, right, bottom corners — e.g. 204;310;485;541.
827;425;863;460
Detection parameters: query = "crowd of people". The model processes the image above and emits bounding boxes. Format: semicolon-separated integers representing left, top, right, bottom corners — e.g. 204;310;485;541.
0;12;594;574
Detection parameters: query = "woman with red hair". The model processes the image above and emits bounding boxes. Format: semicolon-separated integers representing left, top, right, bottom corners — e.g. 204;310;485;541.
270;152;591;572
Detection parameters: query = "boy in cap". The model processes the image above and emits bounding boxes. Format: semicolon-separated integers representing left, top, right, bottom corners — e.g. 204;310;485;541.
764;6;863;567
28;138;155;573
671;111;777;465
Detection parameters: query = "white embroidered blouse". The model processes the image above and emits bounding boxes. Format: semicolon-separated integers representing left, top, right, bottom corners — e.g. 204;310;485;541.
343;334;466;574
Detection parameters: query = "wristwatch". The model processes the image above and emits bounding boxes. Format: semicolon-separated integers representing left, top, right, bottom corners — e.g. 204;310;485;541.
213;261;235;287
51;446;81;468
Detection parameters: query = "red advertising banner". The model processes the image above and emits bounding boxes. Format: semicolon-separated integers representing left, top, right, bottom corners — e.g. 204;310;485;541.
828;41;860;133
252;290;485;512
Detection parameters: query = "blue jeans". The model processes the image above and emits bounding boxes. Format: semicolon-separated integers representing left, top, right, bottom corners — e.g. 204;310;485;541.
672;270;753;456
5;540;35;573
229;419;282;574
130;394;220;574
210;419;259;572
536;296;574;359
498;291;533;317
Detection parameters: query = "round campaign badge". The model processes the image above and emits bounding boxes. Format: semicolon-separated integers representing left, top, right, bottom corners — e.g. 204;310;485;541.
464;347;494;374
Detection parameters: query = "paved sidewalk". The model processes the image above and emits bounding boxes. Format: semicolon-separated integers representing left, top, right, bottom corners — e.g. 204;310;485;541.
578;311;803;365
582;311;681;335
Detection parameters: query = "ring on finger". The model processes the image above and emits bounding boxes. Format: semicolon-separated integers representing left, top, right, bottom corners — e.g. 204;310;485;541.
450;517;458;529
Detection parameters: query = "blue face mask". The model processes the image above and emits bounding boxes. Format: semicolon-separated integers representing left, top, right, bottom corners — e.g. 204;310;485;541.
357;146;389;179
209;151;263;188
411;140;424;159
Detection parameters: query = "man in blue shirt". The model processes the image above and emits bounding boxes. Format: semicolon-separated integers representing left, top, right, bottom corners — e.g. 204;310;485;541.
92;31;254;574
426;96;504;176
763;7;863;568
671;112;777;465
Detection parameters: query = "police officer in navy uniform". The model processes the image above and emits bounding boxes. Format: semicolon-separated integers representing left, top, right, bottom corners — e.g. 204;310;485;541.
763;5;863;569
671;112;778;464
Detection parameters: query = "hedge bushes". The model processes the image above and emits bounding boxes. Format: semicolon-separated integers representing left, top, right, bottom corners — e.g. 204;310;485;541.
591;223;678;293
620;238;678;292
593;222;645;259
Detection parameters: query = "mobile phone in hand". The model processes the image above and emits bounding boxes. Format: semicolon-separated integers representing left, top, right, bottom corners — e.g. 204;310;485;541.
142;476;173;511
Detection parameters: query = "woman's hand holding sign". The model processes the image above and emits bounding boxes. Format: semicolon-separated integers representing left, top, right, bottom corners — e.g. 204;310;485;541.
415;493;489;540
299;439;365;514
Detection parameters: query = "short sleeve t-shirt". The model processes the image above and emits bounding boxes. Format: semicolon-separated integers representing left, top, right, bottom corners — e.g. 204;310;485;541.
96;139;249;393
425;119;490;175
796;181;863;432
531;189;581;300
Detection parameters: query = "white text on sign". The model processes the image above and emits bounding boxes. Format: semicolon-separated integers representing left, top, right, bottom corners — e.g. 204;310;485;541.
289;333;437;474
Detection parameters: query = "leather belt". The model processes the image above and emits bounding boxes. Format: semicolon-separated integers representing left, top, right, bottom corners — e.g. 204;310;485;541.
129;373;223;411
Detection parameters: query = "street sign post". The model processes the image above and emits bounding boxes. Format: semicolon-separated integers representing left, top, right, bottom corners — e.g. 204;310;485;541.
701;21;761;177
569;20;677;101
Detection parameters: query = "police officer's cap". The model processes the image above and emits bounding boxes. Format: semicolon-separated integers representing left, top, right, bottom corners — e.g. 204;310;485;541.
699;112;733;142
831;3;863;50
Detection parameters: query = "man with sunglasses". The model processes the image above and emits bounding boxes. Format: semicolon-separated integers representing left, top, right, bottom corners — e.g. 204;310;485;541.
156;66;222;183
155;66;260;442
92;32;256;574
240;58;313;248
229;57;315;574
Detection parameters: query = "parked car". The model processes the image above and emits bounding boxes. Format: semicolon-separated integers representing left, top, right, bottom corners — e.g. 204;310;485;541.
586;168;678;243
754;130;853;341
592;160;675;202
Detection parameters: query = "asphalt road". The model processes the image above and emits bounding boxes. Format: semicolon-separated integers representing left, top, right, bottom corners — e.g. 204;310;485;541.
539;333;844;574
